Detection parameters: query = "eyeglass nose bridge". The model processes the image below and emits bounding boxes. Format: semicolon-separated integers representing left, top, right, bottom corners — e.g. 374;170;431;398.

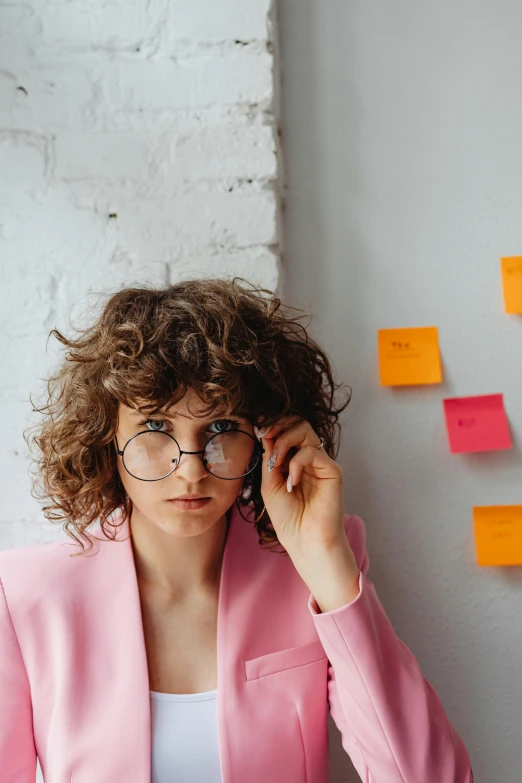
172;446;211;470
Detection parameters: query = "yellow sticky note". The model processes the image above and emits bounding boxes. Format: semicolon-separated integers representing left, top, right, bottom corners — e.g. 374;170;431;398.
501;256;522;313
377;327;442;386
473;505;522;566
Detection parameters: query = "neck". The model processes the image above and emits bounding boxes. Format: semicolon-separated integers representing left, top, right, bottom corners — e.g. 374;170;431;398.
129;505;231;602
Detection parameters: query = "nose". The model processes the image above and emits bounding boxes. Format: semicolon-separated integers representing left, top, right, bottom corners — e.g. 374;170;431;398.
173;446;211;482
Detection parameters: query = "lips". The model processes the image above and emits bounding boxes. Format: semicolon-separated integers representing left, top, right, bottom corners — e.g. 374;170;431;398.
166;497;211;510
169;497;209;501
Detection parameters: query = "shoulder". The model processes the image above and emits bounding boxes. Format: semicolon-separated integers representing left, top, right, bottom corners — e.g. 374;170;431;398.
343;513;370;574
0;536;77;572
0;535;93;610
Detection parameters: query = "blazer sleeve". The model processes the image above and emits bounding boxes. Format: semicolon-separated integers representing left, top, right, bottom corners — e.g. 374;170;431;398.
307;514;474;783
0;575;37;782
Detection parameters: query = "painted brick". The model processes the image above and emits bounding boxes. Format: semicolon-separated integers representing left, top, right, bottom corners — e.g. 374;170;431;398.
166;0;272;41
54;133;152;180
102;51;273;112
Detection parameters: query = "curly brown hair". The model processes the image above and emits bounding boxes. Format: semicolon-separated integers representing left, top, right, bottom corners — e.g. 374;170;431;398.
24;276;352;556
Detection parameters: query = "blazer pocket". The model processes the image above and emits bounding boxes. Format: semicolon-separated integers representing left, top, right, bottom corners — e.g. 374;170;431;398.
245;639;327;681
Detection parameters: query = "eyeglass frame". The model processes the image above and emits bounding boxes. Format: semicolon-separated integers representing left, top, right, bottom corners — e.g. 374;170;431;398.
114;428;266;482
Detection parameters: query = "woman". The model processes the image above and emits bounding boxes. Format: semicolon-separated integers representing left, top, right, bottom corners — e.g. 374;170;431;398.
0;277;473;782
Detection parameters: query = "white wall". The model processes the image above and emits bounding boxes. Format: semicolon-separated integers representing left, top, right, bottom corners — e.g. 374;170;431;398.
0;3;281;780
278;1;522;781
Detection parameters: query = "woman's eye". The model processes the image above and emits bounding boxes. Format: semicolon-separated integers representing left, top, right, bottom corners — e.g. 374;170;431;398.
141;419;169;432
208;418;241;434
138;418;241;434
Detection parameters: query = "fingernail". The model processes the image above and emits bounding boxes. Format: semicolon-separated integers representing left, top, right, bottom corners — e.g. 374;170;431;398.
267;452;277;471
254;425;272;440
286;474;293;493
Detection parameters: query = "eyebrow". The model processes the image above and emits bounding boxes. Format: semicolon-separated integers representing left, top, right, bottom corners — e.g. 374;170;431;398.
129;410;192;419
128;410;233;421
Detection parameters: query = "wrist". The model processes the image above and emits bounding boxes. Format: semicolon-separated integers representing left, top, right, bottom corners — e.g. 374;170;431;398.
290;538;361;613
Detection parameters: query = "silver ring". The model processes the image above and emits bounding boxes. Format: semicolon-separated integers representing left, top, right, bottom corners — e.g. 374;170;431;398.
316;436;325;450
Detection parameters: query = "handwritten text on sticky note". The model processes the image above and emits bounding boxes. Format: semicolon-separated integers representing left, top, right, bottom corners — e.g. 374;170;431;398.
443;394;512;453
501;256;522;314
378;327;442;386
473;506;522;566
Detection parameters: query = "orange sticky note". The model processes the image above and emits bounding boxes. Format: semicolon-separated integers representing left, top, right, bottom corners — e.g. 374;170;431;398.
377;327;442;386
473;505;522;566
501;256;522;313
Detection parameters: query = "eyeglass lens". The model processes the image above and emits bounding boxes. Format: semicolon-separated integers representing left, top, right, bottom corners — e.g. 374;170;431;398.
122;430;260;481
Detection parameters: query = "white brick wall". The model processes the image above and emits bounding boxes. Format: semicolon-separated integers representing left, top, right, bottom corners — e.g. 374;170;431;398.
0;1;282;554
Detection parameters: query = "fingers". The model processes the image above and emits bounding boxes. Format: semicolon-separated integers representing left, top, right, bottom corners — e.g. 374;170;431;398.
261;419;321;472
259;426;286;494
255;415;329;497
285;445;339;491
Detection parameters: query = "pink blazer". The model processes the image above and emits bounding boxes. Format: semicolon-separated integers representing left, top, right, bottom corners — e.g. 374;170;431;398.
0;504;473;783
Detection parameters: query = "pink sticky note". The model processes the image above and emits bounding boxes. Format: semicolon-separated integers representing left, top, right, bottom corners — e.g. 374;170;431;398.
443;394;512;453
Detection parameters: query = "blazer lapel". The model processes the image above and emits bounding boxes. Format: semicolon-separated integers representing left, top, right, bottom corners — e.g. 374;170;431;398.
213;504;317;783
68;508;152;780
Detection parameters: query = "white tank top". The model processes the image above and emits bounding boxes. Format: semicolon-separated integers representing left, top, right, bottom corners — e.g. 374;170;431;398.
149;688;222;782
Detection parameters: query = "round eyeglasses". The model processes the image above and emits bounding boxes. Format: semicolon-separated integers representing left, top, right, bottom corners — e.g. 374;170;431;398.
115;428;265;482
